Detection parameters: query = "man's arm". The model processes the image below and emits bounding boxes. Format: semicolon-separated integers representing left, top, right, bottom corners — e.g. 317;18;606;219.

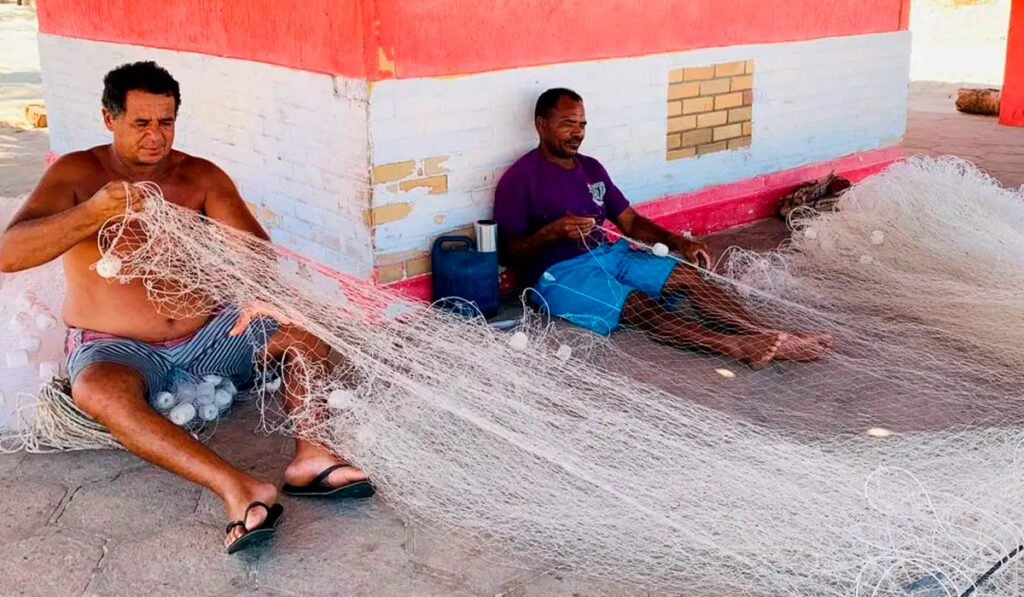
502;215;597;262
0;154;135;272
199;161;269;242
613;207;710;267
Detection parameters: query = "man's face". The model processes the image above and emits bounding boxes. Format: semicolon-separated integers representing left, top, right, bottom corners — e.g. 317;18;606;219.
537;96;586;159
104;90;177;166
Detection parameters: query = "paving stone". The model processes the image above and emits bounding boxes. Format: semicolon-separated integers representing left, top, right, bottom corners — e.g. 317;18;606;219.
0;527;103;597
86;520;248;596
0;451;25;477
14;448;142;487
0;477;66;541
254;503;471;596
57;465;202;539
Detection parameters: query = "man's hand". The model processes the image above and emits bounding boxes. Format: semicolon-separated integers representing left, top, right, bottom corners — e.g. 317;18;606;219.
672;237;712;269
85;181;143;223
229;301;308;337
543;215;596;241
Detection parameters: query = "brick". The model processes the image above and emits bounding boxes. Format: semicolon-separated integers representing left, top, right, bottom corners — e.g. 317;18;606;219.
258;206;282;227
697;141;729;155
682;96;715;114
714;93;744;110
424;156;449;176
376;249;422;266
404;255;431;277
697;110;728;129
322;234;341;250
669;68;684;84
667;115;697;133
715;61;746;77
728;106;752;123
742;121;753;136
363;202;413;227
680;128;713;147
667;100;683;118
24;104;47;128
730;75;754;91
398;175;448;195
728;136;752;149
667;147;697;161
745;60;755;74
683;65;716;81
698;78;732;96
713;123;743;142
667;134;682;151
376;263;404;284
668;82;700;100
742;90;754;106
371;160;415;184
442;225;476;241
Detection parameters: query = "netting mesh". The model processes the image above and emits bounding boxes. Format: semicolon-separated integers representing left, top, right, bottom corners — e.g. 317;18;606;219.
2;157;1024;595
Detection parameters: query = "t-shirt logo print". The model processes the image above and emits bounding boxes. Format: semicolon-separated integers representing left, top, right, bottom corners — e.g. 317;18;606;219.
587;181;607;206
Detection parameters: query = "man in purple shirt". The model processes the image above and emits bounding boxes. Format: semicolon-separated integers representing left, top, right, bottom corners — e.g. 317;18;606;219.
494;88;831;367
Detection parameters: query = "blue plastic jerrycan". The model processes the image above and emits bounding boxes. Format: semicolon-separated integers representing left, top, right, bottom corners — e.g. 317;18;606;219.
431;236;499;318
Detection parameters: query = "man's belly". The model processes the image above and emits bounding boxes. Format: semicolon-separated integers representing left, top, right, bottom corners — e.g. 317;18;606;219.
62;272;210;343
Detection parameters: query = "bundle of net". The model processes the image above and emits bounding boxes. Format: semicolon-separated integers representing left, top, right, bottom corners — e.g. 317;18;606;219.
14;167;1024;596
0;196;77;447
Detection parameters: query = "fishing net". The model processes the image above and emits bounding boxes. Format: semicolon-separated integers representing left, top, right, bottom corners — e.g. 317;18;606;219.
3;157;1024;595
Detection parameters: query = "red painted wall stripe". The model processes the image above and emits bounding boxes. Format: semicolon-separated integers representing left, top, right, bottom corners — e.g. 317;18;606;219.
36;0;368;78
384;146;904;301
375;0;909;79
38;0;907;80
1000;0;1024;127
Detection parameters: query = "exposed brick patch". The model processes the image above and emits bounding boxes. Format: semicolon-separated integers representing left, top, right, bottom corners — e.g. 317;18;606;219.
667;60;754;160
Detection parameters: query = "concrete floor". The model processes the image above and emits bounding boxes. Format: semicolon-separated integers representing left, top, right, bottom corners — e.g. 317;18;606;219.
3;5;1024;596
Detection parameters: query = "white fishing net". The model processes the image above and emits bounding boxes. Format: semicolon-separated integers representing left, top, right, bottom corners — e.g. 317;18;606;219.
4;156;1024;595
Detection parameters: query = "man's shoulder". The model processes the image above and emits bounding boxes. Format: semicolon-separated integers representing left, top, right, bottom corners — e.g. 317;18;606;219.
173;152;232;185
497;148;541;187
44;147;107;183
53;146;104;170
574;152;608;174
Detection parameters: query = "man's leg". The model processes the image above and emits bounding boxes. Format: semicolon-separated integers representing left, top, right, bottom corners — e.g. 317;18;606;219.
264;325;369;490
660;265;832;358
620;292;787;365
661;265;772;334
71;363;278;548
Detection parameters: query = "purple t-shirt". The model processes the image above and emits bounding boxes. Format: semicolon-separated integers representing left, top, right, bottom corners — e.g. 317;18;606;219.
493;148;630;285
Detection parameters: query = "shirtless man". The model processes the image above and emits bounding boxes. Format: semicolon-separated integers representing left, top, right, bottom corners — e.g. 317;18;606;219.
0;61;371;553
495;88;831;366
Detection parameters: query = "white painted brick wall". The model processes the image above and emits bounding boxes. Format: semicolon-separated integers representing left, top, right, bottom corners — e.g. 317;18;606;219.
369;31;911;256
37;34;374;277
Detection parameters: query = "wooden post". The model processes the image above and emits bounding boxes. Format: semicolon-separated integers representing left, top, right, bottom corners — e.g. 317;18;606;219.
1000;0;1024;126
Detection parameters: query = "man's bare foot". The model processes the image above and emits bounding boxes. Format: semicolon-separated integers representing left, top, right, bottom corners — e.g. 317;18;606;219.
774;332;829;361
792;331;834;349
284;443;368;490
731;332;784;368
223;479;279;549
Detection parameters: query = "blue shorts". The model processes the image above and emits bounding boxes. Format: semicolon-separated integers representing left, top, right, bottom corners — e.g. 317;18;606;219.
532;240;678;335
65;306;278;404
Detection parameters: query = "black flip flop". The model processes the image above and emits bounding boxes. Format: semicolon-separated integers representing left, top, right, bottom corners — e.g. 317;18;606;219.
225;501;284;555
281;463;376;499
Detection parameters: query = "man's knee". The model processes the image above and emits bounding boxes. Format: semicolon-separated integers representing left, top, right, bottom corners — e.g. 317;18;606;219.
665;264;701;290
621;291;661;326
71;362;147;414
266;324;331;361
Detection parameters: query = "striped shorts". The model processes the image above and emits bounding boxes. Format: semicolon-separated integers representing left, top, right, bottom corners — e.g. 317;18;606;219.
65;306;279;403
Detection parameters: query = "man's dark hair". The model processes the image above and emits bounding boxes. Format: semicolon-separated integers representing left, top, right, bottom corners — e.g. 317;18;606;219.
102;61;181;118
534;88;583;119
